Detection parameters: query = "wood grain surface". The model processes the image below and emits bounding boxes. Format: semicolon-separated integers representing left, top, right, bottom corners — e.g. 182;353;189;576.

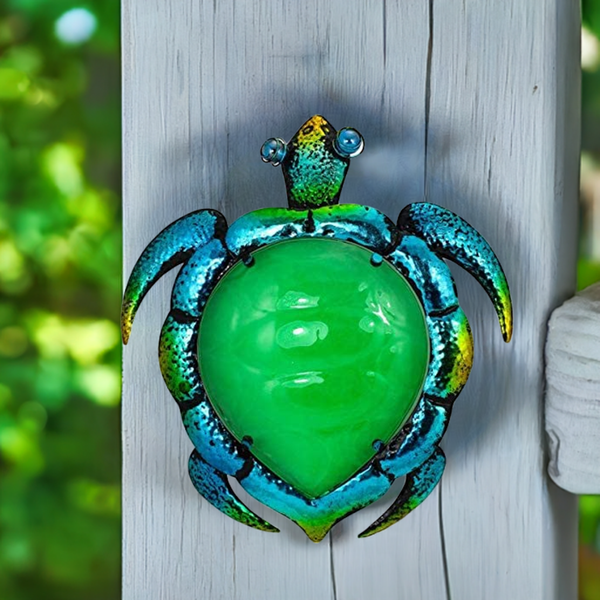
122;2;580;598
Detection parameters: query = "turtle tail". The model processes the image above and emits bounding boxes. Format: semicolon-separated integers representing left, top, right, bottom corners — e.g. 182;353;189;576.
121;209;227;344
398;202;512;342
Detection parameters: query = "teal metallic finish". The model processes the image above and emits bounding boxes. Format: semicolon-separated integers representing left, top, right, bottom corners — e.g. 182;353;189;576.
158;240;250;477
122;115;513;541
121;209;226;344
188;450;279;533
171;239;229;317
398;202;512;342
389;235;458;313
225;204;397;258
379;399;449;478
282;115;350;209
182;402;247;476
359;447;447;538
239;458;393;542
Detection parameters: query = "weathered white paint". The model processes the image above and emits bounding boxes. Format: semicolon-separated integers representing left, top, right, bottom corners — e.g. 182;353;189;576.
546;283;600;495
122;1;580;598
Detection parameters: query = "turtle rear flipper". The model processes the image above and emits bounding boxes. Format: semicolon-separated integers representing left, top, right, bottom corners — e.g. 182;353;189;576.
358;447;446;538
398;202;512;342
188;450;279;533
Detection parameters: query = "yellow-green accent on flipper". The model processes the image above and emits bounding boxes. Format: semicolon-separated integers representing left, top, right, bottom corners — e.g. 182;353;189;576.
425;309;474;401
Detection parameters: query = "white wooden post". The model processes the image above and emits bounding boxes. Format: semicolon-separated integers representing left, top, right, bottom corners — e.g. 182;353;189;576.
122;2;581;598
546;284;600;494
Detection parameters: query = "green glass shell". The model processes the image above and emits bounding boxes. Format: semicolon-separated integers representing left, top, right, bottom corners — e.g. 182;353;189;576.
199;237;429;499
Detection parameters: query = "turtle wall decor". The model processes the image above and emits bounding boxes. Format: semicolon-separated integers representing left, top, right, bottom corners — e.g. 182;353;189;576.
121;115;513;542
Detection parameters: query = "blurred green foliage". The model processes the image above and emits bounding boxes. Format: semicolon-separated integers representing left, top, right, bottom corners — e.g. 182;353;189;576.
0;1;121;599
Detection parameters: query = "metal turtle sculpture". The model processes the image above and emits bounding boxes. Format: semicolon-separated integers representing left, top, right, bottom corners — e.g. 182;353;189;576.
122;115;512;542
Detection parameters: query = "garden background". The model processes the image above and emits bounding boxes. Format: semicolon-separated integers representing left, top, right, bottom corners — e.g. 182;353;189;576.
0;1;597;598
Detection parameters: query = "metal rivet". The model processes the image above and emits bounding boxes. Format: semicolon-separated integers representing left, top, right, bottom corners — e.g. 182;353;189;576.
370;253;383;267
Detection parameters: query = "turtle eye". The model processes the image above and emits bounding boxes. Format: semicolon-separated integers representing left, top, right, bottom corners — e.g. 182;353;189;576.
260;137;287;166
334;127;364;158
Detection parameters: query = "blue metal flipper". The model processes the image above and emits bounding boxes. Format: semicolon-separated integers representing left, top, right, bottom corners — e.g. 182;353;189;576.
121;209;227;343
188;450;279;533
358;447;446;538
398;202;512;342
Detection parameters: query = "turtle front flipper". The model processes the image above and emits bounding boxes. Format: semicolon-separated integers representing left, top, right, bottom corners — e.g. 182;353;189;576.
398;203;512;342
358;447;446;538
121;209;227;343
188;450;279;533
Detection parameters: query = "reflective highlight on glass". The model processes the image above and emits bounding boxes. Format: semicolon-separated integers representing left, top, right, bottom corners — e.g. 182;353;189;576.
334;127;364;158
260;137;287;166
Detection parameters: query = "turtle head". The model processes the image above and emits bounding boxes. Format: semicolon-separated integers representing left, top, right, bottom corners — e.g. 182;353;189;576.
260;115;364;210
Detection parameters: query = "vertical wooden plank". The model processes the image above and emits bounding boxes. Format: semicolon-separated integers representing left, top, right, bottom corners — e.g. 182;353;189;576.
328;4;450;599
122;1;579;598
424;2;580;599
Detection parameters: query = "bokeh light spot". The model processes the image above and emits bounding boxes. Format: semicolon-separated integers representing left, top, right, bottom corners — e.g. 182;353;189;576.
42;143;84;198
0;426;44;473
77;365;121;406
583;26;600;71
29;313;120;364
55;9;97;45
